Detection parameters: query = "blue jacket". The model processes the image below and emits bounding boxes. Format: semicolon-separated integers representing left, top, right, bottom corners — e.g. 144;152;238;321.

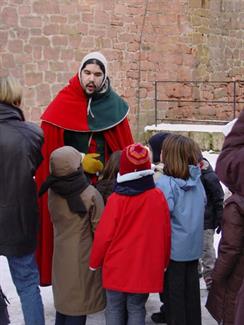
156;165;205;261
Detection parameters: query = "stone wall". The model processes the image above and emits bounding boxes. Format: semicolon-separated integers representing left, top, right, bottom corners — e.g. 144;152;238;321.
162;0;244;122
0;0;243;140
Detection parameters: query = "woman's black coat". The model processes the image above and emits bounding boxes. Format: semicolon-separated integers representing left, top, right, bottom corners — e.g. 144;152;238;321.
0;102;43;256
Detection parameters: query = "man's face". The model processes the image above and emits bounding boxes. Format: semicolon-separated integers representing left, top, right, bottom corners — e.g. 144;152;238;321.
80;63;104;95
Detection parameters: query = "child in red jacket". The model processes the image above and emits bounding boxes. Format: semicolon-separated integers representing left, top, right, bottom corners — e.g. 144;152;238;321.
89;143;171;325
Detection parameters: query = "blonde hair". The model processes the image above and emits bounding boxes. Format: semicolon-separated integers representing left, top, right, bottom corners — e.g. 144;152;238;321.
0;76;22;106
162;134;201;180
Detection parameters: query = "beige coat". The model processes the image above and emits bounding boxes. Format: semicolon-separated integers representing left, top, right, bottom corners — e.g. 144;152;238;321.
48;146;106;316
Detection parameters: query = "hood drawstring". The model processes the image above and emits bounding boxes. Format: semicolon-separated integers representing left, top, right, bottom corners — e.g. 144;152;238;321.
86;79;109;119
87;97;94;118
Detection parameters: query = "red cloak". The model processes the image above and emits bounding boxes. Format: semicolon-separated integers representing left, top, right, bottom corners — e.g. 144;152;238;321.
36;75;134;285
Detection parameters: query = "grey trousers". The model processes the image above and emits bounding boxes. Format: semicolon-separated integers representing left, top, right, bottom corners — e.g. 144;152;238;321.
199;229;216;287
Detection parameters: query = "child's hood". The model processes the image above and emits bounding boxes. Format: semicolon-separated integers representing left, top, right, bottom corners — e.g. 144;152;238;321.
173;165;201;191
50;146;82;177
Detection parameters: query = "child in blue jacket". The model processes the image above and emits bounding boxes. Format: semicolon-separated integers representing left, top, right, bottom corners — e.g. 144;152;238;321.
156;134;206;325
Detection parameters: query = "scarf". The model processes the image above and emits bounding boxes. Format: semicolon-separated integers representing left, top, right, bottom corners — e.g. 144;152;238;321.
114;175;155;196
39;169;89;217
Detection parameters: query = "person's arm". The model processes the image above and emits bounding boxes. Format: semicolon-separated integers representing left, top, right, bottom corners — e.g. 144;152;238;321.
163;201;171;269
89;196;118;270
211;202;243;282
156;176;175;213
89;189;104;234
204;172;224;230
19;122;44;174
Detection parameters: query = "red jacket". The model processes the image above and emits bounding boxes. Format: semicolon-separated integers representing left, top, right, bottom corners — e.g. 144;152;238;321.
90;188;171;293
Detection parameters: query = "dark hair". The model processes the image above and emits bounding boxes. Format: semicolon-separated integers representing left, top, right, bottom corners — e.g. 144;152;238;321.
162;134;201;180
101;150;122;181
81;59;105;75
148;132;170;163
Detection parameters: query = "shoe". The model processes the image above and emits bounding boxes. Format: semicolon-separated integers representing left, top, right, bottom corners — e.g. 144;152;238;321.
151;311;166;323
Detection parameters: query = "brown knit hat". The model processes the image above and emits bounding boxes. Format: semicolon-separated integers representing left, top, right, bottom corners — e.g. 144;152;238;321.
119;143;151;175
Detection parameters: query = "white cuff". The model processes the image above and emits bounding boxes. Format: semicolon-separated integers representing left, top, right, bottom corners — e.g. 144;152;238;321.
80;152;85;161
117;169;154;183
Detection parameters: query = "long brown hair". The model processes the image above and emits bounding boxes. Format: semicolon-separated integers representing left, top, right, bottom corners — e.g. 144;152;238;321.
162;134;201;180
101;150;122;181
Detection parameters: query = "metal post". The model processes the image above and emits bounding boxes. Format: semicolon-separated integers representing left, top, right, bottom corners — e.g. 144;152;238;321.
155;81;158;126
233;80;237;119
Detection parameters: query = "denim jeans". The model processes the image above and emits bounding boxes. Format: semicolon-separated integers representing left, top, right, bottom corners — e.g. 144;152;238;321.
7;253;45;325
105;290;149;325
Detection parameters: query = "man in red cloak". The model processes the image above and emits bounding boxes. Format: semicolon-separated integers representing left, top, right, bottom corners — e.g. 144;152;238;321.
36;51;134;285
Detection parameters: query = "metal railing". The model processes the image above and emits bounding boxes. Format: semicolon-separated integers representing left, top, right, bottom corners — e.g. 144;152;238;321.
154;80;244;126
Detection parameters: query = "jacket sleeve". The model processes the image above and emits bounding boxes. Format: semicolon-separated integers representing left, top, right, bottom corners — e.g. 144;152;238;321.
211;202;243;282
89;196;118;269
19;122;44;175
204;172;224;228
89;190;105;234
163;201;171;269
156;177;175;213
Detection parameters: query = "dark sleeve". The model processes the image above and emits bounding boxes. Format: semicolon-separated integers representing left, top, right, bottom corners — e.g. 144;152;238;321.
25;122;44;173
212;202;243;282
89;189;105;233
204;172;224;227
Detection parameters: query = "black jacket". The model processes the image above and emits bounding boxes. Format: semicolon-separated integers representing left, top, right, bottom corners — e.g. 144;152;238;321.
200;158;224;230
0;102;43;256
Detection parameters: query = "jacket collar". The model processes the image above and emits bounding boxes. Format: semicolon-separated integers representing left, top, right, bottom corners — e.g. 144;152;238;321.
0;102;25;121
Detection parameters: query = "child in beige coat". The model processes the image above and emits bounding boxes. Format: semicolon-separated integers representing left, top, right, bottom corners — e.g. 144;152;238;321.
39;146;105;325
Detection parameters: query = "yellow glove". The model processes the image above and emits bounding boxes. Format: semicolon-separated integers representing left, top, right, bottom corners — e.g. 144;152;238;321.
82;153;104;174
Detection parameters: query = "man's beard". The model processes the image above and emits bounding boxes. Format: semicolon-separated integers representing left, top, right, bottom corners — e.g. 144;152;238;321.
85;82;97;95
83;78;108;97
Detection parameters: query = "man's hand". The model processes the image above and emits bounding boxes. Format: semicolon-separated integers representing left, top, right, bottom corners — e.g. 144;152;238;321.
82;153;104;174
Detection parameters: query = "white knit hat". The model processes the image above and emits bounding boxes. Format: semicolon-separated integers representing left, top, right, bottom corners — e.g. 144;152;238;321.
78;51;108;84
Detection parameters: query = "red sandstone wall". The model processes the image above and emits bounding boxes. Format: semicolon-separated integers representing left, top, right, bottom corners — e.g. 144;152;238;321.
0;0;243;139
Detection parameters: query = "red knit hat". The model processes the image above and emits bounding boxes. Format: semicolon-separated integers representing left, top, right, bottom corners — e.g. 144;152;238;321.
119;143;151;175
